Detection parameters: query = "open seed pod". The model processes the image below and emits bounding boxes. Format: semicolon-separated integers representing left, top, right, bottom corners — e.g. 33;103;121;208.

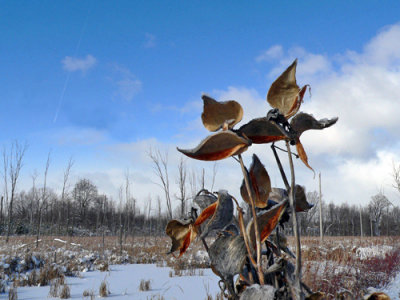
165;219;198;257
267;59;308;119
246;200;288;249
177;131;250;161
290;112;338;136
269;185;313;212
268;232;295;258
237;117;285;144
201;94;243;131
194;190;234;238
240;154;271;208
193;190;218;211
209;233;247;279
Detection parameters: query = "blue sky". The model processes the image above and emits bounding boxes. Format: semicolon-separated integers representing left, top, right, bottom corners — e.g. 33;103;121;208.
2;1;400;210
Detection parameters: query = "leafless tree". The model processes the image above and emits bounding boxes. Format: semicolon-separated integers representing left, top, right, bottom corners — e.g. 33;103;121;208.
369;192;391;236
176;157;187;218
148;148;172;219
3;141;27;243
73;178;98;226
36;151;51;248
60;157;74;234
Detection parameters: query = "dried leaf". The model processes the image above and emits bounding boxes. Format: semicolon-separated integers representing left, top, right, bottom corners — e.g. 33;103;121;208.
201;94;243;131
237;117;285;144
290;112;338;136
177;131;250;161
200;190;234;238
165;219;197;257
246;200;288;249
209;234;247;279
296;139;314;172
267;59;307;118
240;154;271;208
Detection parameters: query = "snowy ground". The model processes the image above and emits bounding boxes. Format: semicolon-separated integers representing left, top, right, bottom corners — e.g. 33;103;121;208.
0;264;221;300
383;271;400;300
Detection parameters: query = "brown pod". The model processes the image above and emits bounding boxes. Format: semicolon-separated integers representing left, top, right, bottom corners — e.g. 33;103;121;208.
267;59;308;119
165;219;197;257
237;117;285;144
240;154;271;208
290;112;338;136
201;94;243;131
177;131;250;161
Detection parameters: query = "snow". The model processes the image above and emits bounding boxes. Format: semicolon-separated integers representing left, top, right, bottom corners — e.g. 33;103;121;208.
383;270;400;300
0;264;220;300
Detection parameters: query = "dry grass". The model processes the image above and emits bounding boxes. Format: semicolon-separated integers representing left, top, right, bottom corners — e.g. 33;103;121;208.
99;278;110;297
83;289;95;299
139;279;151;291
8;286;17;300
59;284;70;299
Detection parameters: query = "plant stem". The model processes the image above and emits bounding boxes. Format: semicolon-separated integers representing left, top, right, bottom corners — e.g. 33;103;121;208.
238;154;264;285
271;143;290;191
285;141;303;300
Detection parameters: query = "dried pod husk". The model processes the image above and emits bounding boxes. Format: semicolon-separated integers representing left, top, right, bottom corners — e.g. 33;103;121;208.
195;190;234;238
193;190;217;211
290;112;338;136
239;284;276;300
240;154;271;208
201;94;243;131
209;234;247;279
267;59;308;119
165;219;198;257
268;232;295;258
236;117;285;144
269;185;313;212
177;131;250;161
246;200;288;249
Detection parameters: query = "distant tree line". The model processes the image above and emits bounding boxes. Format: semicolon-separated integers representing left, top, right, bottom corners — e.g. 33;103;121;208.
1;142;400;240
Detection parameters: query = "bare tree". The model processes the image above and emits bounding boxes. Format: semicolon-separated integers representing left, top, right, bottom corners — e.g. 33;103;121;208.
73;178;98;227
3;141;27;243
36;151;51;248
369;192;391;236
176;157;187;218
60;157;74;235
148;148;172;219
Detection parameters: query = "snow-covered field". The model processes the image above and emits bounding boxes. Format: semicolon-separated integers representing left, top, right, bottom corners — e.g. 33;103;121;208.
0;264;221;300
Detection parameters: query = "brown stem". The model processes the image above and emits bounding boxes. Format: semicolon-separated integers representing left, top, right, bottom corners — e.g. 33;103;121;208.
285;140;304;300
271;143;290;191
238;154;265;285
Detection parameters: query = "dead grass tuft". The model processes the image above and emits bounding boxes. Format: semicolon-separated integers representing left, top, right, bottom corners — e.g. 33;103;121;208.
99;279;110;297
139;279;151;291
59;284;71;299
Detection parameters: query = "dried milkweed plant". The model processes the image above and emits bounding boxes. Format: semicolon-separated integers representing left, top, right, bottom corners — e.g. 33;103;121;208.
166;60;340;299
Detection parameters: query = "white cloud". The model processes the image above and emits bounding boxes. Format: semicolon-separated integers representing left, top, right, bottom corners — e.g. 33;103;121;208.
111;65;142;101
62;54;97;72
256;45;283;62
143;33;156;48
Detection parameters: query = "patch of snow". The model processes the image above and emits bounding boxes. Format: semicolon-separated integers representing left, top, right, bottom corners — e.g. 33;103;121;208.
5;264;220;300
54;238;67;244
383;270;400;300
356;245;393;260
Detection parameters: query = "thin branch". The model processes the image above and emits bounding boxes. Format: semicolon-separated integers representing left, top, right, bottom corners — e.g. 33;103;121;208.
271;143;290;191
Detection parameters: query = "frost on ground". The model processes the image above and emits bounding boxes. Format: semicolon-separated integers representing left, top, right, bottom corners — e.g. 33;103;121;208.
0;264;220;300
383;271;400;300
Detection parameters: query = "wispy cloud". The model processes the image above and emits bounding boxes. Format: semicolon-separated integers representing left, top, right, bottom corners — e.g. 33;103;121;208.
111;65;142;101
255;45;283;62
62;54;97;72
143;33;156;48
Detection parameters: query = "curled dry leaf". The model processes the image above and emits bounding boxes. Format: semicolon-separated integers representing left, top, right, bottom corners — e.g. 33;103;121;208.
201;94;243;131
194;190;234;239
240;154;271;208
193;190;217;211
269;185;313;212
246;200;288;249
165;219;198;257
296;139;313;172
209;234;247;279
267;59;308;119
237;117;285;144
177;131;250;161
290;112;338;136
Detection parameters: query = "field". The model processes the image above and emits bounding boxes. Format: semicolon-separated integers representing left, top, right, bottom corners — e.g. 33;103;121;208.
0;235;400;299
